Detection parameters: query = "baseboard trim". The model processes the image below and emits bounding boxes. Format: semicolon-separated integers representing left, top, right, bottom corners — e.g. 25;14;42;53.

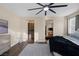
35;42;47;44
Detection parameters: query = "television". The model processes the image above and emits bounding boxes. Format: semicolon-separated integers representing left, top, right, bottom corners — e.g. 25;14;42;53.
0;19;8;34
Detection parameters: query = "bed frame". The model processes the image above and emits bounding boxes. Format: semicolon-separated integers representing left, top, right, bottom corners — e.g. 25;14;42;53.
49;36;79;56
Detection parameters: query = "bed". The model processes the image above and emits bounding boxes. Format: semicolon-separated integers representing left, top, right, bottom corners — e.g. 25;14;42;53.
49;31;79;56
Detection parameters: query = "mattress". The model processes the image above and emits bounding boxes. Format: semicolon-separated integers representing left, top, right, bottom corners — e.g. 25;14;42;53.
64;36;79;46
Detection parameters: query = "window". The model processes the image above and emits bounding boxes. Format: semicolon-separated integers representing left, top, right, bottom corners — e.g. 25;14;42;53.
68;17;76;34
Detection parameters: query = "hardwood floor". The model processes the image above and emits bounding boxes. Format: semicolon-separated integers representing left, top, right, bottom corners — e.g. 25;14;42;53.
0;42;27;56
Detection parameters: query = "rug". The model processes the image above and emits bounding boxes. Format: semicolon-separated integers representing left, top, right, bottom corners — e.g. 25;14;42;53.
19;43;52;56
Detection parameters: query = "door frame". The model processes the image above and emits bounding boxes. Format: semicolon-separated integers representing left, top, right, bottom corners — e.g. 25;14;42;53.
28;20;35;43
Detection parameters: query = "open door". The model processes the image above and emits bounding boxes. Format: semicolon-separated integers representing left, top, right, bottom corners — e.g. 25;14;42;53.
28;22;34;43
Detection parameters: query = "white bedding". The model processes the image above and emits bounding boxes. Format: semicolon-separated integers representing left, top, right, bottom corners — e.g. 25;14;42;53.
64;36;79;45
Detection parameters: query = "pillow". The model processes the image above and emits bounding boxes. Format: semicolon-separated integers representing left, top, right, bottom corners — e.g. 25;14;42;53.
70;31;79;39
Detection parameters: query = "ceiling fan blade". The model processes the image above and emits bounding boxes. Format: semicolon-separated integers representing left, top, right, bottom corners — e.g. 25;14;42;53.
37;3;44;7
45;11;47;16
49;9;56;14
36;9;43;15
50;5;68;8
28;7;42;11
48;3;54;6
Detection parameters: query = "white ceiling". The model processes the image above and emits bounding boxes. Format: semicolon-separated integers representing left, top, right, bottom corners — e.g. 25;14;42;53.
0;3;79;17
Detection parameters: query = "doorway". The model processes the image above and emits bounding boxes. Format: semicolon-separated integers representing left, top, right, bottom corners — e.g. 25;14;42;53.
45;20;53;40
28;21;34;43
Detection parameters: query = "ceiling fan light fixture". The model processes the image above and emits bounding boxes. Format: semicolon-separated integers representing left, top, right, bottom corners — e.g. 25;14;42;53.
44;7;49;11
28;3;68;16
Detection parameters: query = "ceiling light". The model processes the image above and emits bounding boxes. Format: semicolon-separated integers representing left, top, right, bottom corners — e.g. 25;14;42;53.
28;3;68;16
44;7;49;11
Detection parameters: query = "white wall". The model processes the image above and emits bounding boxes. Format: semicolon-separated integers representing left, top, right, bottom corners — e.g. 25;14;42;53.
0;5;67;45
0;6;22;46
53;16;66;36
22;16;66;43
22;17;45;42
35;17;45;42
45;16;66;36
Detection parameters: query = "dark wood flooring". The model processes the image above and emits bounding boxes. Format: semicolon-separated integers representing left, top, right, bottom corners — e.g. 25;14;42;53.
0;42;27;56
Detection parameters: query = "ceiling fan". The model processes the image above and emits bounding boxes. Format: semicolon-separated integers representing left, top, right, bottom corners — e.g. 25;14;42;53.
28;3;68;16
